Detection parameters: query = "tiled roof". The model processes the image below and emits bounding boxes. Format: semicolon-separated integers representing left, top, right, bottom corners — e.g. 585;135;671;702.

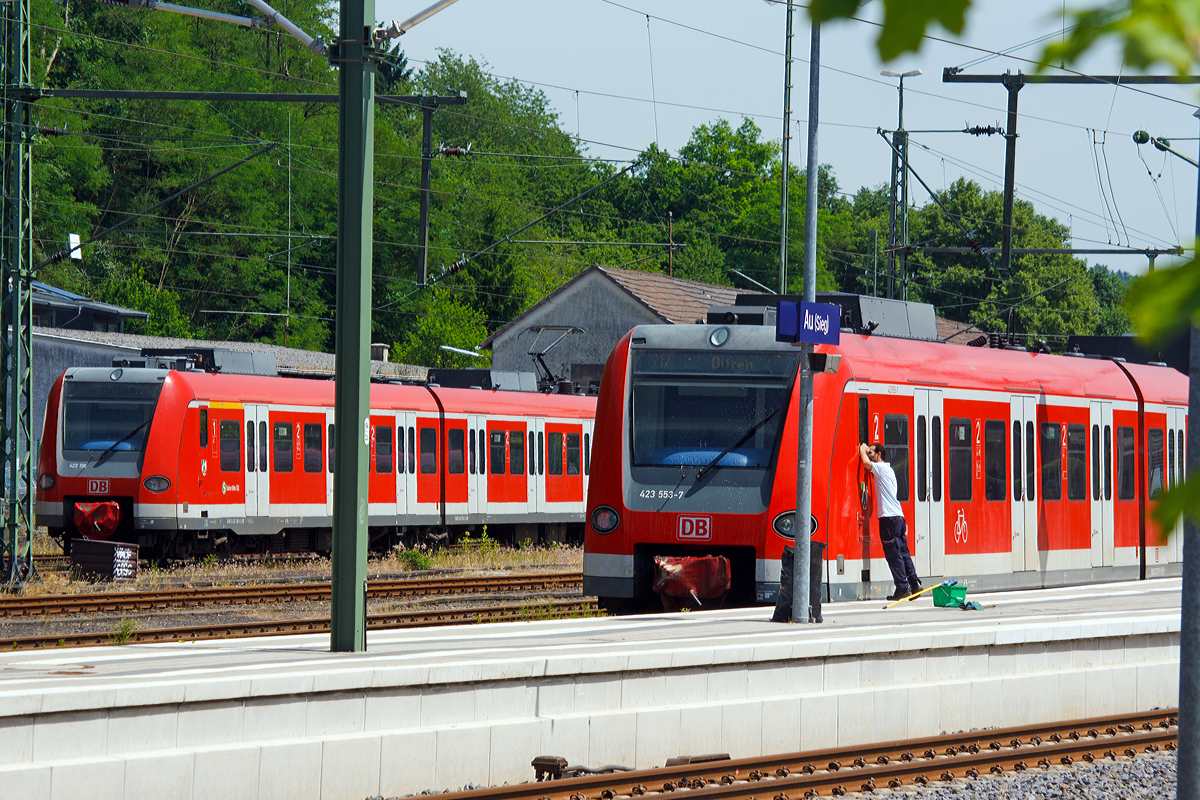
935;316;979;345
597;266;738;324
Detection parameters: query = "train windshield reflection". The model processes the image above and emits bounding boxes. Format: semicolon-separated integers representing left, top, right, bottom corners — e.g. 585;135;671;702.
630;350;799;469
63;381;163;452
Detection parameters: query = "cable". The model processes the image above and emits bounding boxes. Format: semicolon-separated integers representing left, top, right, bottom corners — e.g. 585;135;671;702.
645;15;660;144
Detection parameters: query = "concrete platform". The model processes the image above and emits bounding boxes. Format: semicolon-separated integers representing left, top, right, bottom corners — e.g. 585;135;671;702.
0;579;1182;800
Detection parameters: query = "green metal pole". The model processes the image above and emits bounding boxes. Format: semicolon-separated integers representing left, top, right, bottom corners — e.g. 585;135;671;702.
330;0;374;651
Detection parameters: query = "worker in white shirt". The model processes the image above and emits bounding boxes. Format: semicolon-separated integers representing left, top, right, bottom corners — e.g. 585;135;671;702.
859;442;922;601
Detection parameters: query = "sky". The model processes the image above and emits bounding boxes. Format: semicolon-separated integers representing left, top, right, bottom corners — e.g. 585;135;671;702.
376;0;1200;278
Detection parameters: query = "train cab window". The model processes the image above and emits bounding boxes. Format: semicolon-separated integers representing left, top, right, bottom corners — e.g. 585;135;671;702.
489;431;505;474
1040;423;1061;501
397;426;405;475
510;430;524;475
948;418;971;501
1067;424;1086;500
375;425;393;474
1169;430;1176;490
448;428;465;475
985;420;1005;501
1012;421;1022;501
548;432;564;476
883;415;909;502
585;433;591;475
1104;425;1112;500
199;408;208;448
1025;422;1035;501
469;430;476;475
408;427;417;474
259;421;268;473
247;421;256;473
328;424;334;474
219;420;240;472
1117;426;1135;500
304;423;322;473
538;432;545;475
916;416;927;502
274;422;294;473
1149;428;1165;500
931;416;942;502
567;433;581;475
1092;425;1101;500
420;427;437;474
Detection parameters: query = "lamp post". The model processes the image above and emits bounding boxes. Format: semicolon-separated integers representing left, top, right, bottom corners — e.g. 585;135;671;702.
881;69;921;299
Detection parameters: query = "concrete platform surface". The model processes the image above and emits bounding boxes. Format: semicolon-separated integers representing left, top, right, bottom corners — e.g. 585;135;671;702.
0;579;1182;800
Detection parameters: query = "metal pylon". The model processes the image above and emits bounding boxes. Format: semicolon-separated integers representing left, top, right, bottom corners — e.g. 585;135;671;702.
1;0;35;588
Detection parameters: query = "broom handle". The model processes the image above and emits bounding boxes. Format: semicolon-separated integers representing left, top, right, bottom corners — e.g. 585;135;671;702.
882;579;955;609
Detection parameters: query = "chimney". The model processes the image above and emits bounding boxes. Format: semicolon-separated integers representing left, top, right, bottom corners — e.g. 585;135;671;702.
371;343;389;362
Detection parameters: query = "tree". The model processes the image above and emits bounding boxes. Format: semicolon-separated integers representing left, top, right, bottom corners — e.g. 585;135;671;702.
392;288;492;369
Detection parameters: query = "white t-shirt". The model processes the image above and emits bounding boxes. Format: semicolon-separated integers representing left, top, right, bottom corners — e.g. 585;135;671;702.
871;460;904;519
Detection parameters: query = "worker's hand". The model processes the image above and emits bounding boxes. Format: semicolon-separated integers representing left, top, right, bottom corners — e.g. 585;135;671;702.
859;443;870;457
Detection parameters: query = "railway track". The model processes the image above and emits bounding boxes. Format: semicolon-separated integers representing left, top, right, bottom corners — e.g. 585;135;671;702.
0;571;581;617
2;597;599;649
435;709;1177;800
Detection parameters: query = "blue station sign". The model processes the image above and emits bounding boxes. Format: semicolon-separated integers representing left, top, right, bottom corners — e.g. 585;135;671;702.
775;301;840;345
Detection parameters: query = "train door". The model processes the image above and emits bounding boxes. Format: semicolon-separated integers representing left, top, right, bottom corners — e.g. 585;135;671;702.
467;415;485;517
1163;406;1186;564
325;409;334;519
244;404;270;519
1089;400;1115;567
531;418;546;516
526;420;539;513
1010;396;1039;571
912;389;943;577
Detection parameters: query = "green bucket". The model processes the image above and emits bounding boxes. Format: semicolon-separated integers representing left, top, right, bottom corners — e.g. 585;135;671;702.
932;583;968;607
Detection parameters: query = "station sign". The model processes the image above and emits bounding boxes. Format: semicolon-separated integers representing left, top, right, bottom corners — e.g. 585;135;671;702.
775;301;840;345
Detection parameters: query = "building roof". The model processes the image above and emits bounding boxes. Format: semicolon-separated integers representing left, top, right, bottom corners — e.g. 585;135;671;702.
935;316;980;345
32;281;149;321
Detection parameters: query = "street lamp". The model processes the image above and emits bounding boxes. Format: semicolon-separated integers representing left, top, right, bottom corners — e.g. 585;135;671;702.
880;69;921;299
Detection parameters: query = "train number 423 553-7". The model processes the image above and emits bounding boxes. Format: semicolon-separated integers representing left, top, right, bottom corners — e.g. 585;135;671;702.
640;489;686;499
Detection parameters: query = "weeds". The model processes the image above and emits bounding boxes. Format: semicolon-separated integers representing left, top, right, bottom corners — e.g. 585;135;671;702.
396;547;434;571
108;618;137;646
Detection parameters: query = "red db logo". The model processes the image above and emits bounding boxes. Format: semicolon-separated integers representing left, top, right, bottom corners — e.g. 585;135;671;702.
87;479;109;495
678;515;711;541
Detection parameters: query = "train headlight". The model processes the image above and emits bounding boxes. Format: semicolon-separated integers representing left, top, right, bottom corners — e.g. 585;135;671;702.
143;475;171;493
37;473;55;490
590;506;620;534
772;511;795;538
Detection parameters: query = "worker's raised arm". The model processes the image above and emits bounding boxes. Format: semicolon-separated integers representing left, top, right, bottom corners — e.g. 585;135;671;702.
858;443;875;471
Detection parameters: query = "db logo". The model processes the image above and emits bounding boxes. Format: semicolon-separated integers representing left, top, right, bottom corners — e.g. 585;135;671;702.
677;515;712;541
87;479;109;495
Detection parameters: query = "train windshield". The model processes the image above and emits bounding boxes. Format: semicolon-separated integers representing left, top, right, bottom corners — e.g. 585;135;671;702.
630;350;799;469
62;381;163;452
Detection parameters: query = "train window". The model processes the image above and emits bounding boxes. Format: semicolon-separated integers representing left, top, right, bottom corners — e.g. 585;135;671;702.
1040;423;1061;501
916;416;927;502
199;408;208;448
447;428;464;475
931;416;942;502
567;432;581;475
538;432;545;475
948;418;971;501
420;427;437;474
1117;426;1135;500
304;423;323;473
469;430;476;475
477;428;484;475
375;425;393;474
274;422;294;473
1092;425;1101;500
260;421;268;473
1169;430;1175;490
985;420;1005;501
1012;421;1021;502
1067;424;1086;501
529;437;535;476
1104;425;1112;500
1025;422;1035;501
859;396;868;447
510;430;524;476
397;426;404;475
548;432;564;476
328;424;334;474
219;420;240;472
408;427;416;474
585;433;591;475
883;415;909;502
490;430;505;475
247;421;256;473
1180;428;1185;487
1149;428;1165;500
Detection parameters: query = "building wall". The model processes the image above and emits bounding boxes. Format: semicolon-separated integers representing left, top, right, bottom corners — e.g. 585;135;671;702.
489;272;663;385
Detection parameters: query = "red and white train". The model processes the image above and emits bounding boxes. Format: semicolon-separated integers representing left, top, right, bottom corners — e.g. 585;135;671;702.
583;309;1187;608
37;360;596;559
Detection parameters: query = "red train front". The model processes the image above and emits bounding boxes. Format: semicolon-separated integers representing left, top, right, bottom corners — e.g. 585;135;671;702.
583;300;1186;609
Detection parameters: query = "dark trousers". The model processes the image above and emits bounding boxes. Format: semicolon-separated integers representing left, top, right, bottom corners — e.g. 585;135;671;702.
771;541;825;623
879;516;919;589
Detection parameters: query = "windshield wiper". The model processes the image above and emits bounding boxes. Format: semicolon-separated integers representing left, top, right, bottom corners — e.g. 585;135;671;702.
696;405;782;482
94;419;152;464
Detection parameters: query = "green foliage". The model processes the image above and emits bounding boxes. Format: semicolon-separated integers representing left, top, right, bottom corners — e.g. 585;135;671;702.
392;288;492;368
108;617;137;646
396;548;433;571
809;0;971;60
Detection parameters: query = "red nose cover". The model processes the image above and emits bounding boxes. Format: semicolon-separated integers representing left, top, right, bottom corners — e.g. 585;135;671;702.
652;555;731;611
74;502;122;540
